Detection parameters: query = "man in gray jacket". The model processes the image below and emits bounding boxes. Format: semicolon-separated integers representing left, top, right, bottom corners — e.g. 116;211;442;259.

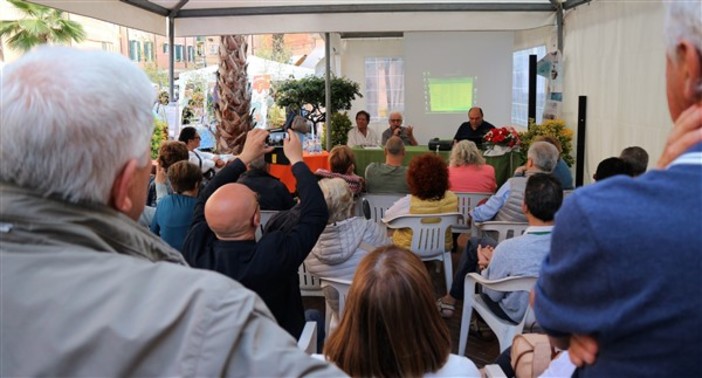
0;46;341;377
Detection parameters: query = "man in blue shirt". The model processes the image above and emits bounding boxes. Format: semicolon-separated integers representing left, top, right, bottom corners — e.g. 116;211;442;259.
533;2;702;375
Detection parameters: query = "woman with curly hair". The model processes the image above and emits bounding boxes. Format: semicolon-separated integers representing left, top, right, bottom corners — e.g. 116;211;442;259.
321;245;479;377
448;140;497;193
383;153;458;251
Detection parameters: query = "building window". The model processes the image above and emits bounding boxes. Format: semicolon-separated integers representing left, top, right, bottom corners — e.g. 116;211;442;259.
187;46;195;62
163;43;169;53
128;40;141;62
364;57;405;122
511;45;547;127
175;44;184;62
101;42;113;52
144;41;154;62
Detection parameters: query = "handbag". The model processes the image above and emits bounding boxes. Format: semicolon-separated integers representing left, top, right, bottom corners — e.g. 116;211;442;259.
511;334;559;378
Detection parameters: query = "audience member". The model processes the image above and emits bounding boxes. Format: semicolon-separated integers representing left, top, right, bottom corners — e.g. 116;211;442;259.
516;135;573;190
305;178;390;324
148;140;189;206
592;157;634;181
347;110;380;147
448;140;497;193
453;107;496;149
437;174;563;319
178;126;225;179
381;111;418;146
0;46;338;376
533;2;702;375
322;245;480;377
364;136;410;194
619;146;649;176
182;130;328;339
238;156;296;210
315;145;365;194
384;153;458;251
150;161;201;252
471;141;559;223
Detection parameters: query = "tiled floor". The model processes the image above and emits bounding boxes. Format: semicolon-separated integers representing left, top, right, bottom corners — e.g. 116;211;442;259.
302;250;500;368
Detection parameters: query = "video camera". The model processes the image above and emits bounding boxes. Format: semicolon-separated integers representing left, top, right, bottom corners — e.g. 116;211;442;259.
264;127;290;165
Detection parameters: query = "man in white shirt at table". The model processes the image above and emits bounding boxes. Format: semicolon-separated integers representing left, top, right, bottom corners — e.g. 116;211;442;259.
347;110;380;147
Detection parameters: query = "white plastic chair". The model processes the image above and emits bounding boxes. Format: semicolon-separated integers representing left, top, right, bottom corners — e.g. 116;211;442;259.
319;277;352;336
255;210;279;241
458;273;538;356
383;212;462;291
453;192;492;235
296;321;318;354
298;262;324;297
360;193;405;223
475;221;529;244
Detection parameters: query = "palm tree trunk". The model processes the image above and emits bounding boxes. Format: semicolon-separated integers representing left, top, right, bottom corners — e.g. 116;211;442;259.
215;35;252;154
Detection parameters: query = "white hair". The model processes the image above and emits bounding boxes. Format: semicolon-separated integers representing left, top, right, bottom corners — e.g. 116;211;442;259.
664;0;702;95
528;141;559;173
0;46;154;204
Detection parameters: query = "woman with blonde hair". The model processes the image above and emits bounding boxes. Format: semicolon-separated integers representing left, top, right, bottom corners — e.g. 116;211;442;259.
448;140;496;193
305;178;389;324
322;245;479;377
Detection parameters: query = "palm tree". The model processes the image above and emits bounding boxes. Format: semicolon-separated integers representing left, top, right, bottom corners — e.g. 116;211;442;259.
0;0;86;53
215;35;252;154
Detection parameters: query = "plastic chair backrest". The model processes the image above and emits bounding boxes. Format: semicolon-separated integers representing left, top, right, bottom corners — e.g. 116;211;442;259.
459;273;538;356
255;210;280;241
476;221;529;244
384;212;462;257
298;263;324;297
360;193;405;223
453;192;492;233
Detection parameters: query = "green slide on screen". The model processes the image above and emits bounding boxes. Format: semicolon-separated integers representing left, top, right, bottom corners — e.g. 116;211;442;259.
427;77;474;113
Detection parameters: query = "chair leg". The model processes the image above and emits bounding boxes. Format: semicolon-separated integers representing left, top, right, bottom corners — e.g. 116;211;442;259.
443;252;453;292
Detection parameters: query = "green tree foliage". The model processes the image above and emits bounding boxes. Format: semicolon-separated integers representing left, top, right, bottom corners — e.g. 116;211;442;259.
320;111;352;149
151;117;168;160
143;62;168;89
273;75;362;125
0;0;86;52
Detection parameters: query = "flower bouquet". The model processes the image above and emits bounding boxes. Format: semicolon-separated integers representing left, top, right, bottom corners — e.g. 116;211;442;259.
483;126;521;156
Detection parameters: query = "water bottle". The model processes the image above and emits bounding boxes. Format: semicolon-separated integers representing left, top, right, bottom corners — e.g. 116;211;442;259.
314;135;322;154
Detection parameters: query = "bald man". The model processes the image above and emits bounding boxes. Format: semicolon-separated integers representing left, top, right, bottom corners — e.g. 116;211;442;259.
453;107;495;149
182;129;329;339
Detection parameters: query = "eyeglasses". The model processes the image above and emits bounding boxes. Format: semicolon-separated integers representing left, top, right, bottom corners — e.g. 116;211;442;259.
389;119;402;122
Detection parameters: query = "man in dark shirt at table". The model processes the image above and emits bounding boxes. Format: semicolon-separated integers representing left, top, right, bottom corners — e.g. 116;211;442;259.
453;107;495;149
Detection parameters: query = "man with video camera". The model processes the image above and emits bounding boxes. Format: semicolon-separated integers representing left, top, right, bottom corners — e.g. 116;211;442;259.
182;128;329;339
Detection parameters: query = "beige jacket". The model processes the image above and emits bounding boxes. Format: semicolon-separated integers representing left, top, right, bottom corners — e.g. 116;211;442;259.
0;183;344;377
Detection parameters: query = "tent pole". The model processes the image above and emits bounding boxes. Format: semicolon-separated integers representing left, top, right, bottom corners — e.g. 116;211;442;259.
549;0;564;53
168;16;175;102
325;32;332;151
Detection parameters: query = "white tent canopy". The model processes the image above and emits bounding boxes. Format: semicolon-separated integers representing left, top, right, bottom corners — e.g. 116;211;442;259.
31;0;570;36
27;0;673;184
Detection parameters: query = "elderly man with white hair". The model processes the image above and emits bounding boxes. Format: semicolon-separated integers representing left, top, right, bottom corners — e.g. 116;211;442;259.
0;47;341;377
533;1;702;375
471;141;560;223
